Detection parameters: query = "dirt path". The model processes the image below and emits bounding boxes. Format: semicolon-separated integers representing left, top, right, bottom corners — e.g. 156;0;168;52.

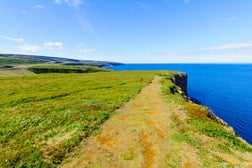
60;76;182;168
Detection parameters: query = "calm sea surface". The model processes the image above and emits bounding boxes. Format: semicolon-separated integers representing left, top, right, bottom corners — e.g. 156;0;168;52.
106;64;252;144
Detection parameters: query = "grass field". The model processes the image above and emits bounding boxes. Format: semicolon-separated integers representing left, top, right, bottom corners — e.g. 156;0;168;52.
1;70;252;167
0;71;163;167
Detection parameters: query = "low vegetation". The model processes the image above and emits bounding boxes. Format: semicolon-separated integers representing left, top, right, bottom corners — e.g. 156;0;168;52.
0;71;161;167
27;65;108;74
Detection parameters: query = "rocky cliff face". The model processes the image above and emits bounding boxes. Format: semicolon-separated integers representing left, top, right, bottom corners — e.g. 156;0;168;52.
172;73;188;96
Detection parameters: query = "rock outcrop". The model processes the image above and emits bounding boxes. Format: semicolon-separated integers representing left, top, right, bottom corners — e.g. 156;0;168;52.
172;73;188;96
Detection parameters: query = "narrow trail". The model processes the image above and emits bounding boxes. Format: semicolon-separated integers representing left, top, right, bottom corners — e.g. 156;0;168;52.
60;76;180;168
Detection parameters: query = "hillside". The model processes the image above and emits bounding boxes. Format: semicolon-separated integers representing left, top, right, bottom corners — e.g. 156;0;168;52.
0;54;122;67
0;71;251;167
0;54;121;76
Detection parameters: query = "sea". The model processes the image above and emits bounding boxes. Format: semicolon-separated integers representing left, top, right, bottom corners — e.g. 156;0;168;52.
106;64;252;145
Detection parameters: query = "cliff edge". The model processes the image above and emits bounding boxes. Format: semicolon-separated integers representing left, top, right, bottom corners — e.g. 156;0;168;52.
172;72;188;95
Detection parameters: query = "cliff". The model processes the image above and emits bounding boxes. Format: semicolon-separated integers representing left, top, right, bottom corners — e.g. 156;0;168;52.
162;72;252;167
172;72;188;95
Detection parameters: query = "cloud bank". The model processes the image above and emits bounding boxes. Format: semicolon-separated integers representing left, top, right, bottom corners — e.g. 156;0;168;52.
207;42;252;50
18;45;40;52
0;36;24;43
44;42;64;50
77;43;96;54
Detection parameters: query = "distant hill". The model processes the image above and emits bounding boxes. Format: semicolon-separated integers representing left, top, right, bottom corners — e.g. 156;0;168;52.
0;54;122;67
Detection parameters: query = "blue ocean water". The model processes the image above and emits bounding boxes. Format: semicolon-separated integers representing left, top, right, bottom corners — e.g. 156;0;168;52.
107;64;252;144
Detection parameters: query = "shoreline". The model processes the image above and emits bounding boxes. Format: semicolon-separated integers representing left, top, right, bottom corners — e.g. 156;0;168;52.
108;64;252;145
172;71;252;146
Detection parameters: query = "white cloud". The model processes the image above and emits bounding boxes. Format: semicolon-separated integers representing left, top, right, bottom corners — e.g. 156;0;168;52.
184;0;190;5
44;41;64;50
18;45;40;52
147;50;252;63
0;36;24;43
44;42;64;47
79;48;96;54
145;42;252;63
54;0;83;7
77;43;96;54
34;5;45;9
207;42;252;50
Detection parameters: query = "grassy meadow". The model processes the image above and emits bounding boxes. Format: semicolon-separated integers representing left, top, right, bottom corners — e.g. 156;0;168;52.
1;69;252;167
0;71;162;167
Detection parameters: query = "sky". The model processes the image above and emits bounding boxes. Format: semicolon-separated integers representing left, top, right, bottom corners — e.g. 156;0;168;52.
1;0;252;63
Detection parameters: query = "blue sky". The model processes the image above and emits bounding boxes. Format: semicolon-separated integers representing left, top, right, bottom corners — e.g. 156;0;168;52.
1;0;252;63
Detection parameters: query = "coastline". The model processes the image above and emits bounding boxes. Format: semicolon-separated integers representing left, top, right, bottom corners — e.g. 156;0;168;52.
60;71;252;167
108;63;252;145
173;71;252;146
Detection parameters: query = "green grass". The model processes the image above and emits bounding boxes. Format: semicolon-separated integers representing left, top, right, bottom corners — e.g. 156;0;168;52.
27;64;108;74
121;148;136;160
184;103;252;152
0;71;161;167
